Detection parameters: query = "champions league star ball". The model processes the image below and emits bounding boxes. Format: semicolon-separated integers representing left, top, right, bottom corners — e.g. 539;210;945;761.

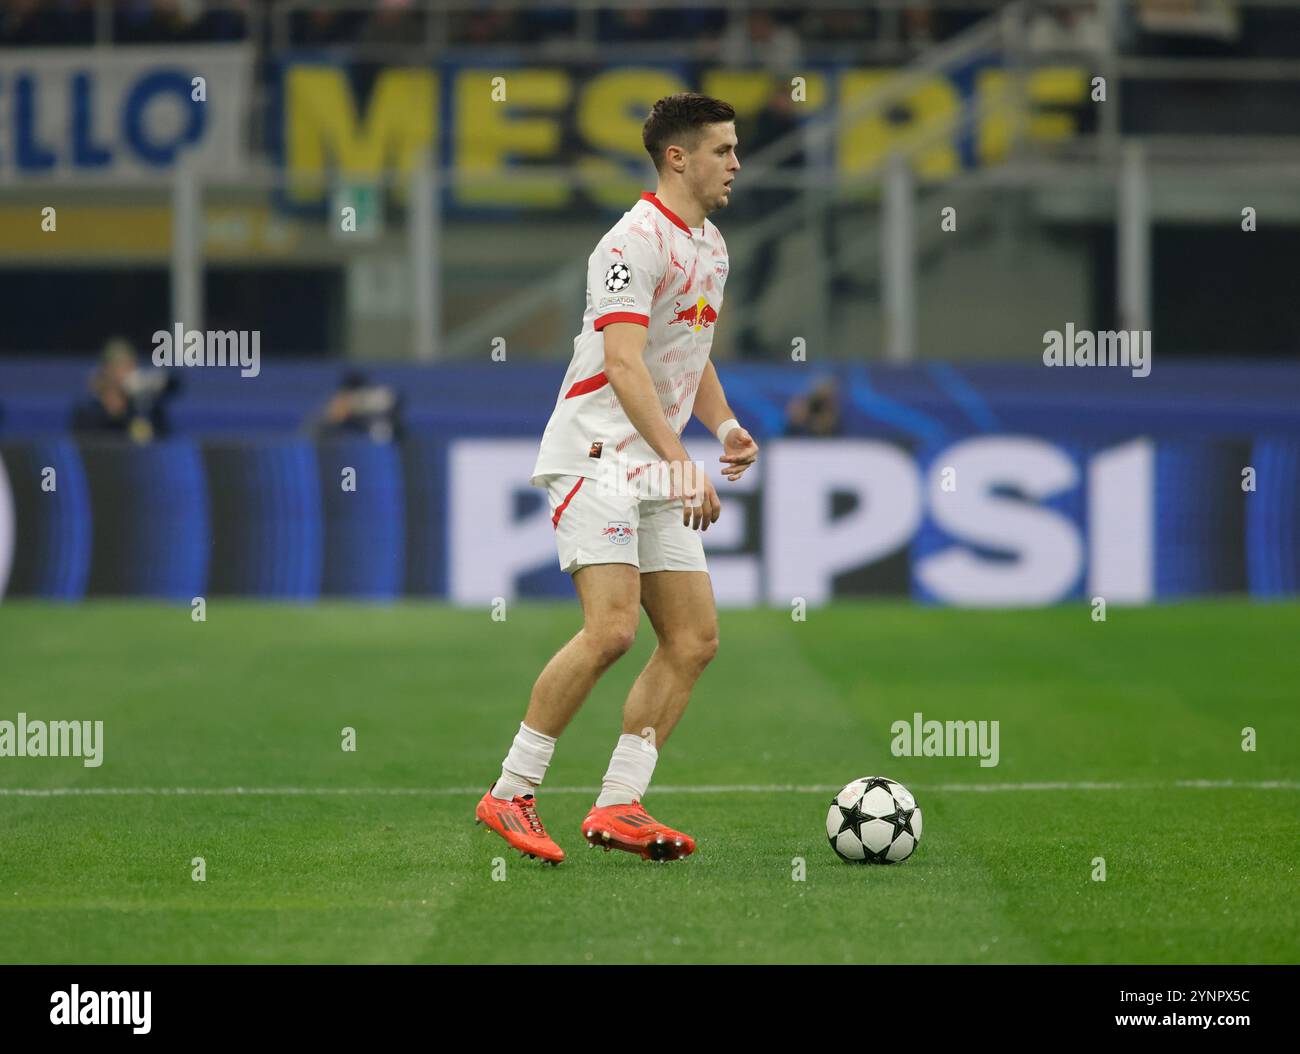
826;776;922;864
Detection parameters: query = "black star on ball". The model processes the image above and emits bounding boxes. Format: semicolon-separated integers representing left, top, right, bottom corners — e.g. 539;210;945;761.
863;842;893;864
835;800;874;841
883;801;915;841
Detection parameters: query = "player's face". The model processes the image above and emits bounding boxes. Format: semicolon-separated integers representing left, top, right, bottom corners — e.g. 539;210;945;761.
689;123;739;214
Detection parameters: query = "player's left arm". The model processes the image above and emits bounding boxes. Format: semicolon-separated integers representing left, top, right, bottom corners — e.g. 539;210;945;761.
693;359;759;482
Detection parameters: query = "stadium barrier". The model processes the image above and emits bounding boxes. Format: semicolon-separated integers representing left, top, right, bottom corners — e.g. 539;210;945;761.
1;361;1296;607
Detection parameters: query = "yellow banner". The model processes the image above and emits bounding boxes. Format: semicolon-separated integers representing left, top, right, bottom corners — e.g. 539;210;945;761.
281;64;1087;207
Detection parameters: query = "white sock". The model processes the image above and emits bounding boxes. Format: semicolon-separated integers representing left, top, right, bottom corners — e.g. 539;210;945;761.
595;733;658;808
492;722;556;800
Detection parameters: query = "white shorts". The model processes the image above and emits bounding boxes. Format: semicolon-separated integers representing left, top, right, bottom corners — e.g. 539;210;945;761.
541;473;708;576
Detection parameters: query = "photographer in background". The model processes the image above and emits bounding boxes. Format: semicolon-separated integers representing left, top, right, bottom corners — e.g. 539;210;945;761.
305;370;405;444
784;375;842;438
71;338;176;444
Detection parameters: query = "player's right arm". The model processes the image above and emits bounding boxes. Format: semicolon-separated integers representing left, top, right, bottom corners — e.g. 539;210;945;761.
603;322;720;531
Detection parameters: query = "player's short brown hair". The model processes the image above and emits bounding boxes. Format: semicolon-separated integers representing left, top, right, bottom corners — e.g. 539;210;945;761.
642;93;736;174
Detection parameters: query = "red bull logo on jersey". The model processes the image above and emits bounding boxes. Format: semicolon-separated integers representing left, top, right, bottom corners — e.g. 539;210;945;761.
669;296;718;333
603;521;635;545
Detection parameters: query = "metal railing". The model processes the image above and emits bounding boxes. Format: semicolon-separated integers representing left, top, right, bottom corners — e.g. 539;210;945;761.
12;0;1300;363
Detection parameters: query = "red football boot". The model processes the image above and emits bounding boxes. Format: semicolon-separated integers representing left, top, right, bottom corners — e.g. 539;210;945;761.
581;800;696;862
475;786;564;865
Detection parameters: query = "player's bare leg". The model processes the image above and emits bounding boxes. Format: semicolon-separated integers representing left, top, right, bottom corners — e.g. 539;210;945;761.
623;570;718;747
583;569;717;861
477;562;641;864
523;562;642;737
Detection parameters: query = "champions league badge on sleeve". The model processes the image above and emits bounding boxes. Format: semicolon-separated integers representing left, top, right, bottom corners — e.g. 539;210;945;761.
604;262;632;292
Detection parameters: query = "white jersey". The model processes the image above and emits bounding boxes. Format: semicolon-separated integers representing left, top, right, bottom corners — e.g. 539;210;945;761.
530;191;729;493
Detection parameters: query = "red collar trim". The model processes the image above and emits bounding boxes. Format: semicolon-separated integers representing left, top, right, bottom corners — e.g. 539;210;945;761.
641;191;694;237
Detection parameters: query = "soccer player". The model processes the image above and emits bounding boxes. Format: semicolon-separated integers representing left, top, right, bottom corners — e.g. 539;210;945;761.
475;93;759;864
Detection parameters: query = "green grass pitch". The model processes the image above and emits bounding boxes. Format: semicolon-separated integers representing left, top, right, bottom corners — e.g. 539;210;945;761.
1;599;1297;964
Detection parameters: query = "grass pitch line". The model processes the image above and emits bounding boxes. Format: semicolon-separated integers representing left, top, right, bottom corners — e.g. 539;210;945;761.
1;779;1298;798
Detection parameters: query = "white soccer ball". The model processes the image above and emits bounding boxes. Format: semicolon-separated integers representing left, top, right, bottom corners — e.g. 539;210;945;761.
826;776;922;864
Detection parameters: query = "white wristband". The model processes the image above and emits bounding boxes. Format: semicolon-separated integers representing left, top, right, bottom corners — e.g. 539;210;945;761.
715;418;740;446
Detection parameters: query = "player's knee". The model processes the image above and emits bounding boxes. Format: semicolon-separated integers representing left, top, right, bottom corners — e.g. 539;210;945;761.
586;623;637;665
667;631;718;672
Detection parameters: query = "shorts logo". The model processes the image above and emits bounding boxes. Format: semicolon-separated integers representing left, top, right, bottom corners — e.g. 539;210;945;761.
603;521;634;545
604;262;631;292
589;441;603;459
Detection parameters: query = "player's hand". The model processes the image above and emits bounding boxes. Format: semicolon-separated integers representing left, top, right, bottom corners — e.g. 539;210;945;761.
719;426;759;481
673;460;721;532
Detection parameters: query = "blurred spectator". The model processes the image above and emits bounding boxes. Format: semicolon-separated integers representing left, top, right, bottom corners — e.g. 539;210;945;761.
71;338;175;443
718;11;802;74
305;370;404;443
599;6;724;43
452;7;523;47
784;376;842;438
291;7;369;46
901;2;937;49
898;0;992;50
1026;4;1107;53
598;9;676;44
801;7;876;47
0;0;94;45
114;0;248;44
521;6;576;44
358;0;426;47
